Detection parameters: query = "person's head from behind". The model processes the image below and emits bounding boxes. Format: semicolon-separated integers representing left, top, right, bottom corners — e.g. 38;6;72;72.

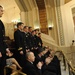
38;47;44;56
17;22;24;30
0;5;4;17
26;52;35;62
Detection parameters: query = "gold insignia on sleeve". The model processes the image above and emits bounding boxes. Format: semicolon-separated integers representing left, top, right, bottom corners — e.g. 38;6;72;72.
39;43;41;46
18;47;22;50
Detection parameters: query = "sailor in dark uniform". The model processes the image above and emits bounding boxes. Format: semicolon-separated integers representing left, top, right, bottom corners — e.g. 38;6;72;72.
23;26;31;51
37;33;43;47
31;30;39;56
0;5;10;75
14;22;25;67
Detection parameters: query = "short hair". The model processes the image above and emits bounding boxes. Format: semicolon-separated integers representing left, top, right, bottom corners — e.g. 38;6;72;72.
34;29;39;32
31;30;35;33
26;51;33;59
38;32;41;35
17;22;23;28
23;26;28;29
0;5;3;8
28;26;32;29
38;47;44;54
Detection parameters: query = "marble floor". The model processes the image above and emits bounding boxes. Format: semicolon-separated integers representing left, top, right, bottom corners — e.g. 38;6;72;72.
60;62;69;75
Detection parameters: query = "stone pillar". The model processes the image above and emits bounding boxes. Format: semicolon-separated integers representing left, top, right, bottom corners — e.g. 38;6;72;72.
20;11;26;25
54;0;65;46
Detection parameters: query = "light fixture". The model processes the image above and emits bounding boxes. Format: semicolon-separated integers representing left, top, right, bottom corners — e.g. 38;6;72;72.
34;26;40;29
48;24;53;30
34;20;40;29
12;19;18;24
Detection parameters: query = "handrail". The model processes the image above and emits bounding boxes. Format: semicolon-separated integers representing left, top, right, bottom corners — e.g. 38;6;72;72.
56;50;75;74
40;33;75;74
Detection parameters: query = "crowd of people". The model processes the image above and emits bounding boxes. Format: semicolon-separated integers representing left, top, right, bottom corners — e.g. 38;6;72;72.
7;22;61;75
14;22;43;67
0;5;61;75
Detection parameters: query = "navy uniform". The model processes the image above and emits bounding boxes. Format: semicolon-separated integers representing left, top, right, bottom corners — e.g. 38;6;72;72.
27;32;34;50
37;36;43;47
24;32;36;51
0;20;7;75
30;35;38;56
31;35;38;49
14;29;24;52
14;29;25;67
24;32;31;50
37;33;43;47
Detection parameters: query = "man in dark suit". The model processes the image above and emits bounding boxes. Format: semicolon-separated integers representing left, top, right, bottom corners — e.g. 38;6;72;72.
23;51;56;75
34;47;44;66
0;5;10;75
23;51;42;75
14;22;26;67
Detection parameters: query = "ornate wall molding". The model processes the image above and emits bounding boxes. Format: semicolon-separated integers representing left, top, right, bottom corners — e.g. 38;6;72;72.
55;0;65;46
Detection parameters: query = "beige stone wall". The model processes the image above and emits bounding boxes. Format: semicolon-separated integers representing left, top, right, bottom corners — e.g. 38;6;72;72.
65;0;72;4
20;8;40;29
4;22;15;39
46;6;59;45
60;0;75;46
0;1;20;39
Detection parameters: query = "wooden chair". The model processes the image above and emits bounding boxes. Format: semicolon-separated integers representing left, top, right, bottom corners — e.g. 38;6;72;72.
4;66;26;75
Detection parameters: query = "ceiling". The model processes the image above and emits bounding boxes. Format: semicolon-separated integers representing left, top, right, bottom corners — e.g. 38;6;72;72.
0;0;19;10
0;0;72;12
15;0;55;12
65;0;72;4
0;0;20;23
15;0;37;11
15;0;72;11
0;0;73;23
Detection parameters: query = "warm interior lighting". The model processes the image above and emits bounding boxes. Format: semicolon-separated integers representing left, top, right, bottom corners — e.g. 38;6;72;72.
12;19;18;23
11;19;21;24
48;24;53;30
34;26;40;29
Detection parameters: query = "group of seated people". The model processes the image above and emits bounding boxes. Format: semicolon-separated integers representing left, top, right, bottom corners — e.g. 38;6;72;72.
6;46;61;75
23;46;61;75
5;22;61;75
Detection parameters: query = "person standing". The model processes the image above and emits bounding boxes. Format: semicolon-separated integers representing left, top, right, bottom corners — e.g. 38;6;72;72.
37;33;43;47
0;5;10;75
14;22;26;67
